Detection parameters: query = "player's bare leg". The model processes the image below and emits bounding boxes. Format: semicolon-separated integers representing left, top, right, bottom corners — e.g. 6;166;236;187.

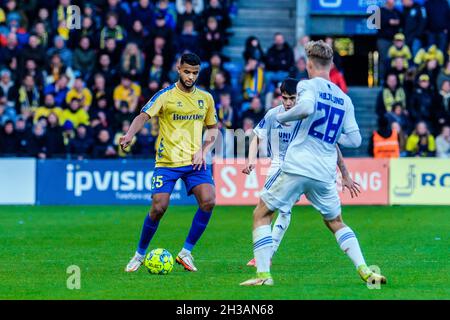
240;199;275;286
125;193;170;272
324;215;386;285
177;183;216;272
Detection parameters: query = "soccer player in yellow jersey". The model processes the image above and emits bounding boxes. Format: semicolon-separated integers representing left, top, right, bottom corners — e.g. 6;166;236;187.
121;53;218;272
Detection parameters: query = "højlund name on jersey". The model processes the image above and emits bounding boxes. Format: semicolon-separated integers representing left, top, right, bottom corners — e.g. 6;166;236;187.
319;92;344;105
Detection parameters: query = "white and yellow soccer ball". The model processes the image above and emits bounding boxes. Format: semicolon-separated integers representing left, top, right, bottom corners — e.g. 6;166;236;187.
144;248;174;275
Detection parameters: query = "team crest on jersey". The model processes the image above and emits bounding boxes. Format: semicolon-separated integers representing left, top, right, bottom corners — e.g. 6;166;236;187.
197;100;204;109
177;101;183;108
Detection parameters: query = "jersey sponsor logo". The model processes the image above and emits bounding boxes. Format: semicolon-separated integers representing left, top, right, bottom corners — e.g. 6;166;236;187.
172;114;205;121
278;131;291;143
177;101;183;108
197;100;204;109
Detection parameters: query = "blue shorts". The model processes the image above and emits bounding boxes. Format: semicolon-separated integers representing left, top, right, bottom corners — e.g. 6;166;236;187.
151;165;214;196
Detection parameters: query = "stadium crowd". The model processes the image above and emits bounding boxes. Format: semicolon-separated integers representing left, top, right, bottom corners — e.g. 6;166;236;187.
0;0;449;159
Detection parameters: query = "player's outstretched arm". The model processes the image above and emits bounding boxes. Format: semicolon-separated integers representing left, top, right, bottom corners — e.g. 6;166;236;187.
242;134;259;175
336;145;361;198
119;112;150;151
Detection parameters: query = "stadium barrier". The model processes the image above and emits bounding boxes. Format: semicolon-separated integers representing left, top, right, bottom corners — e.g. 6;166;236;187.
0;158;449;205
213;158;390;206
0;158;36;205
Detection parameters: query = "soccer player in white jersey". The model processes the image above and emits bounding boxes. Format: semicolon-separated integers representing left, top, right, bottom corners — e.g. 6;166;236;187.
240;41;387;286
242;78;361;267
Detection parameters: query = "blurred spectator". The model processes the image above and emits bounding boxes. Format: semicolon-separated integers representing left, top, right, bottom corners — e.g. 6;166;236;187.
68;124;93;160
73;37;96;80
17;74;40;115
147;36;173;72
44;53;75;87
436;125;450;158
406;121;436;157
100;37;122;69
113;74;142;113
329;62;348;94
154;0;178;31
147;54;168;86
104;0;131;30
0;96;15;125
265;33;295;94
33;93;63;124
20;34;46;73
201;16;225;60
177;19;200;55
242;58;264;101
436;80;450;128
176;0;204;15
409;74;439;129
0;33;20;69
43;74;70;108
0;120;18;156
420;58;440;91
15;115;30;156
97;54;119;91
392;121;408;156
132;125;157;158
33;21;49;49
61;98;90;128
211;71;233;104
28;122;47;158
0;69;16;109
293;35;310;62
100;12;126;50
424;0;450;53
389;57;408;84
325;37;343;71
132;0;155;32
150;12;175;50
69;16;98;50
216;92;235;130
240;96;264;125
437;60;450;90
127;20;148;50
401;0;427;56
387;102;410;132
45;112;65;158
47;36;73;68
198;53;230;90
414;45;444;69
92;129;117;159
176;0;201;34
369;115;400;158
66;77;93;111
120;42;145;79
376;73;406;119
388;33;412;69
203;0;230;33
23;58;45;89
377;0;402;83
91;73;113;110
289;57;308;81
243;36;265;63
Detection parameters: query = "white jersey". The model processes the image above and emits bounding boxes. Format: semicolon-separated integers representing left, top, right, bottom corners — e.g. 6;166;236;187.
253;105;298;167
282;78;359;182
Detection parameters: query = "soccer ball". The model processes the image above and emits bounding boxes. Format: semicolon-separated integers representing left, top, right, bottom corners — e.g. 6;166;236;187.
144;248;174;275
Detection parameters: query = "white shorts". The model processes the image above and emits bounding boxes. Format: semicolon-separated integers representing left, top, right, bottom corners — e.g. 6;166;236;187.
263;166;294;214
261;170;341;221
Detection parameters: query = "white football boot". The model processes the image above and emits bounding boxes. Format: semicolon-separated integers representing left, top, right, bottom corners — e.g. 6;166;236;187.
125;253;145;272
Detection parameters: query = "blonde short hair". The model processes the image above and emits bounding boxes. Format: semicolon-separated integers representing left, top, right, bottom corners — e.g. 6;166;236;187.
306;40;334;68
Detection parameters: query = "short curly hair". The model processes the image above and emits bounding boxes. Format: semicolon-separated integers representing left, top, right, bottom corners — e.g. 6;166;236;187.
306;40;334;68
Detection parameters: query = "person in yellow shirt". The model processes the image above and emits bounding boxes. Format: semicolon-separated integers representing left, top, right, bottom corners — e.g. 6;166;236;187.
65;77;93;110
113;74;142;113
388;33;412;69
33;94;63;124
120;53;218;273
113;120;136;157
60;98;90;128
406;121;436;157
414;45;445;69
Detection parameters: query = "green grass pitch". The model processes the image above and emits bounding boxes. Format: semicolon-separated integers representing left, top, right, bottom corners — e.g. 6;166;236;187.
0;205;448;300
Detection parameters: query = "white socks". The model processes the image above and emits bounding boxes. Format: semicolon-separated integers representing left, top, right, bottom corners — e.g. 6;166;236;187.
253;225;272;273
271;212;291;257
335;226;366;268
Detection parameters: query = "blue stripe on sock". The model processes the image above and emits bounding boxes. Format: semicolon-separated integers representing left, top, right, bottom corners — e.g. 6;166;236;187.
338;233;356;244
254;239;273;250
253;236;272;248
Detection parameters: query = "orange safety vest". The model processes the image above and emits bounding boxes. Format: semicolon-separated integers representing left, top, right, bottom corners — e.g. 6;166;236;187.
373;129;400;158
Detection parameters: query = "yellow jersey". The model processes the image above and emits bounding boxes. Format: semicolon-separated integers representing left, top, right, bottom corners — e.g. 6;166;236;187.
141;83;217;168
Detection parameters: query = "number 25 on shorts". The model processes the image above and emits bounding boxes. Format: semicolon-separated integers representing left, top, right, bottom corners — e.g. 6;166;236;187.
152;176;164;189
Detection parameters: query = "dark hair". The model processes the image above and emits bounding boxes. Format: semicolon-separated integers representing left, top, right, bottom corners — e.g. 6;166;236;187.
280;78;299;95
180;53;201;66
